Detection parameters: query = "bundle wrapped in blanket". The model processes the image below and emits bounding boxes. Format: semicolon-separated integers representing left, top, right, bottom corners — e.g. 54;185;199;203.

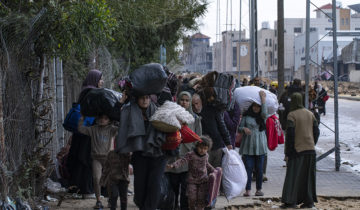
234;86;279;116
150;101;195;133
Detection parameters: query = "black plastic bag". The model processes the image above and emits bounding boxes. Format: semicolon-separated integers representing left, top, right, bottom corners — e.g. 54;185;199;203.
80;88;122;121
157;174;175;210
130;63;168;96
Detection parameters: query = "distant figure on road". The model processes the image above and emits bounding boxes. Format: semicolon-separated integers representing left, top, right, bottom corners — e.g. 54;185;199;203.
314;82;328;116
281;92;320;209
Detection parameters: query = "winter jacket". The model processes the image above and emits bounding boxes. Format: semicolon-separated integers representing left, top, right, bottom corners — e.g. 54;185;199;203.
200;105;231;151
224;103;241;147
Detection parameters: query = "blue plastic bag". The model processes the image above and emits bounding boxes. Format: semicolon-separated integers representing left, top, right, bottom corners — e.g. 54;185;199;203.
63;103;95;133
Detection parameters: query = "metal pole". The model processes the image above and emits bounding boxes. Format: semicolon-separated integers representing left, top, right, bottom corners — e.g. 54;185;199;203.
250;0;255;79
277;0;285;97
238;0;242;80
332;0;340;171
254;0;258;77
305;0;310;109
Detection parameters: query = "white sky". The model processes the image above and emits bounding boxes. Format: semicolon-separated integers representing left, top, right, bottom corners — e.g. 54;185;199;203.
198;0;360;44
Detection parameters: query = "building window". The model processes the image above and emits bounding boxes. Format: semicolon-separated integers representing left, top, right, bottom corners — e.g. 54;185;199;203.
356;64;360;70
265;52;267;56
233;47;237;67
310;27;317;32
265;39;268;46
269;39;272;47
270;52;273;66
325;27;332;31
275;58;278;65
341;18;344;25
294;27;302;33
355;28;360;31
346;18;349;25
275;44;277;51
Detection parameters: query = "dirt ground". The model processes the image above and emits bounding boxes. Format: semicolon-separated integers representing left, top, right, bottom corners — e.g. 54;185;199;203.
44;195;360;210
225;196;360;210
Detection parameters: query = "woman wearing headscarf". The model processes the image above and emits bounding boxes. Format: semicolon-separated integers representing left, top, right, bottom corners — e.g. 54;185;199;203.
67;69;103;198
165;91;202;209
238;91;267;197
116;94;167;210
280;92;320;209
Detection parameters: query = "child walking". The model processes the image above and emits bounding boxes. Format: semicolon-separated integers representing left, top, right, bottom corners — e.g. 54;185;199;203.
101;151;131;210
78;115;118;209
168;136;215;210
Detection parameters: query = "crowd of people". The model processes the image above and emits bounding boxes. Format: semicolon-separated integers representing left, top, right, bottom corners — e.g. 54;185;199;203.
58;67;324;210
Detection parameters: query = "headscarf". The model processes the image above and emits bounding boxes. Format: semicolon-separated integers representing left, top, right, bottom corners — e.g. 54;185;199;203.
243;102;266;131
82;69;102;90
177;91;194;115
290;92;304;112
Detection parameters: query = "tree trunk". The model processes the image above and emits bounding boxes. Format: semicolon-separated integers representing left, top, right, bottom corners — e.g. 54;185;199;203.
277;0;285;97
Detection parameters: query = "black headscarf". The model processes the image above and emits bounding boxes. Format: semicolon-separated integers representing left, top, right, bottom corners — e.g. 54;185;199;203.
243;103;266;131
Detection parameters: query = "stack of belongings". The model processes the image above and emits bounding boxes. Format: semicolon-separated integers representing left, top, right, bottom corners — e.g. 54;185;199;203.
150;101;202;150
234;86;279;116
197;71;236;110
80;88;123;121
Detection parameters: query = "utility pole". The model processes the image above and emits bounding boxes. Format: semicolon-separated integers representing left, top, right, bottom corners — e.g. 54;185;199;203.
254;0;258;77
238;0;242;80
332;0;340;171
277;0;285;97
305;0;310;109
250;0;255;79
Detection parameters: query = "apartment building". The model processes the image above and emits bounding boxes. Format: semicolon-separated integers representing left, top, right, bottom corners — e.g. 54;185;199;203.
182;33;212;73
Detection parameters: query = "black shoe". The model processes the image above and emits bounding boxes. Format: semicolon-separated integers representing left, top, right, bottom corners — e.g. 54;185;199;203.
280;203;297;209
94;201;104;209
300;203;315;208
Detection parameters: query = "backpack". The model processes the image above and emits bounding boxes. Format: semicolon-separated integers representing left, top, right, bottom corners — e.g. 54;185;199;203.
266;114;284;151
63;103;95;133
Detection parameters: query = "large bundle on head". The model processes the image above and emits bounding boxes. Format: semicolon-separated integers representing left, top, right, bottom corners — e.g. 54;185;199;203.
234;86;279;116
129;63;168;96
80;88;122;121
150;101;195;132
198;71;235;110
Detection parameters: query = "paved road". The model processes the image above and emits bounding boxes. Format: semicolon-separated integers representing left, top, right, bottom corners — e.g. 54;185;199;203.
317;98;360;173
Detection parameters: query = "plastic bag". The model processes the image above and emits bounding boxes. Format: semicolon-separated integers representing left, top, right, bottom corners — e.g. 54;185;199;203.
44;178;66;194
234;86;279;116
0;197;16;210
157;174;175;210
80;88;122;121
130;63;168;96
221;148;247;200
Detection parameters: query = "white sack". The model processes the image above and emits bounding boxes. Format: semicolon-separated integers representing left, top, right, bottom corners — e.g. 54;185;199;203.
150;101;194;130
221;148;247;200
234;86;279;116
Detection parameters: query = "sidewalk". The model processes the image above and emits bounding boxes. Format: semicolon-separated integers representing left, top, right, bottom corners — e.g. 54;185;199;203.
212;144;360;209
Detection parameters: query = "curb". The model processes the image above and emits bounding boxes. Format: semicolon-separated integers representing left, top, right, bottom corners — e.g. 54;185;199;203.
329;94;360;101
